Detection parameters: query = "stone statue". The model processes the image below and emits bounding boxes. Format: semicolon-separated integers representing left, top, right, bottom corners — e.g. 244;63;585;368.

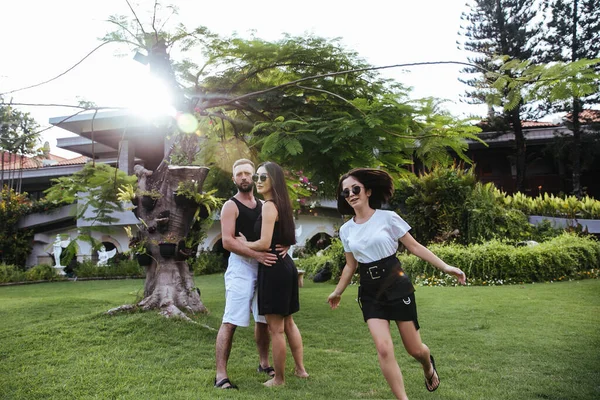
52;235;70;275
289;225;303;260
97;246;117;266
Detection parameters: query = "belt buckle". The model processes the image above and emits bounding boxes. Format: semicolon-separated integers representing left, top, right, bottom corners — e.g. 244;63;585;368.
368;265;381;280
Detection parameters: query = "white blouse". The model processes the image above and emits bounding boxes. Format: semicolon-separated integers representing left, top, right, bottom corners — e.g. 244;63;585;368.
340;209;411;263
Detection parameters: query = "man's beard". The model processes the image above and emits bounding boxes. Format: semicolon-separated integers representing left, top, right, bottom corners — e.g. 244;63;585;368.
237;182;253;193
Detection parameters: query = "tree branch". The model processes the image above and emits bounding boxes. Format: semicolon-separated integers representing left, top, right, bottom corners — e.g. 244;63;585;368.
125;0;147;38
210;61;492;108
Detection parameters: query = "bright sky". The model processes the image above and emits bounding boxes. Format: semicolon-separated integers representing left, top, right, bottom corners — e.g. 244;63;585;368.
1;0;486;158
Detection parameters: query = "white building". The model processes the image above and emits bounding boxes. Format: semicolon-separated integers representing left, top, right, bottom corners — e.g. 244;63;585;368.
14;110;341;267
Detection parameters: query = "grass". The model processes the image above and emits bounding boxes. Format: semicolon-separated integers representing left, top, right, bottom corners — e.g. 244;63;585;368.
1;276;599;400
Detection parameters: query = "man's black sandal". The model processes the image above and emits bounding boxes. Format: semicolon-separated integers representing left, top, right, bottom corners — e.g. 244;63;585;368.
257;364;276;378
425;355;440;392
214;377;238;389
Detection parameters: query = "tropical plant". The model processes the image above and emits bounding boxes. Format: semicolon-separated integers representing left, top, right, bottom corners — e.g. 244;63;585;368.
0;186;33;267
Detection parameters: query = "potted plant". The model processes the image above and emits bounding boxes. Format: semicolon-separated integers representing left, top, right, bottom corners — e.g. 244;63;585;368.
192;190;223;220
174;180;199;207
158;233;179;258
139;190;162;211
124;227;152;266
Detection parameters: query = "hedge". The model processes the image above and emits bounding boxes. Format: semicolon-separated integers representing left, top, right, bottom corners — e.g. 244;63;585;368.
398;233;600;285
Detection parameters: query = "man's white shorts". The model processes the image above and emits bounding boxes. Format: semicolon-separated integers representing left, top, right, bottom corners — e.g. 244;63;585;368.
222;253;266;327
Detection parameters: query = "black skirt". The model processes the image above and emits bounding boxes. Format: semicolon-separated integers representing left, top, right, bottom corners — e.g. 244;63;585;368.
258;254;299;316
358;255;419;329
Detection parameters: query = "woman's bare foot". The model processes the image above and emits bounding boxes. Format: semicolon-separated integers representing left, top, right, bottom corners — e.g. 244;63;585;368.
294;368;309;378
263;378;285;387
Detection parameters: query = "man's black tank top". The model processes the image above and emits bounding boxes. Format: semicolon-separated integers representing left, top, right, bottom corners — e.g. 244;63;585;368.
231;197;262;242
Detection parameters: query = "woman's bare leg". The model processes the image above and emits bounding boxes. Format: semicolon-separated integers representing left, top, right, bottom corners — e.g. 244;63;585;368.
367;318;408;400
264;314;286;386
284;315;309;377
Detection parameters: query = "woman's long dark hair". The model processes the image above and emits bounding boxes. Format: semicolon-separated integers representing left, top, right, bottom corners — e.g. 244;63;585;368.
259;161;297;246
336;168;394;215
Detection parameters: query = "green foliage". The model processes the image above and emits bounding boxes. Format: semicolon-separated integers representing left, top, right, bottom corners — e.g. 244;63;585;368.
295;237;346;281
73;259;143;278
44;163;138;225
0;263;61;283
0;100;41;193
488;57;600;111
391;164;477;244
391;165;600;246
465;183;532;244
190;251;226;275
0;187;33;267
0;263;26;283
504;192;600;219
25;264;58;281
399;233;599;285
295;255;328;279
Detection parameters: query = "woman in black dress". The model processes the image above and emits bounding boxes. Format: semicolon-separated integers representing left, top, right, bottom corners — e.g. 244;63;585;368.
236;161;309;386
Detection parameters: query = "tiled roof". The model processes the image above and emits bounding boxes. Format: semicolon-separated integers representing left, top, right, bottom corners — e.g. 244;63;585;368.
564;109;600;124
521;120;561;128
0;152;89;170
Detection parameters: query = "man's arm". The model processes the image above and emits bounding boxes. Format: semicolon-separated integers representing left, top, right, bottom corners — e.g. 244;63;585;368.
220;200;277;265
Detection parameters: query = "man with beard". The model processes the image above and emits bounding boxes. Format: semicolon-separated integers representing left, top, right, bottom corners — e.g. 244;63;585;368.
214;159;280;389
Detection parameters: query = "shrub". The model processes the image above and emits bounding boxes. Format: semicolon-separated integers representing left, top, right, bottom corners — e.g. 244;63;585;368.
0;263;26;283
295;255;328;278
391;165;477;245
74;259;143;278
25;264;58;281
191;251;227;275
0;263;63;283
0;187;34;268
398;233;600;285
295;237;347;281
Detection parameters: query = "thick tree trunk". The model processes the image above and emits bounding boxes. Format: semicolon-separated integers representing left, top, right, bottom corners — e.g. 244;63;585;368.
509;108;527;193
134;165;210;315
571;98;582;198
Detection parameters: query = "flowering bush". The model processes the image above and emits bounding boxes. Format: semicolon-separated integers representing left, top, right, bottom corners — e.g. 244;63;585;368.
285;170;321;215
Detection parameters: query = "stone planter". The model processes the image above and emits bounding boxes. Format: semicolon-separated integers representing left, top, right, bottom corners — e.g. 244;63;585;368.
173;192;195;208
158;243;177;258
136;253;153;266
141;195;158;211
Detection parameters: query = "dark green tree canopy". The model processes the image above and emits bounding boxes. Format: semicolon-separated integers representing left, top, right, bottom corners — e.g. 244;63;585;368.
103;11;481;196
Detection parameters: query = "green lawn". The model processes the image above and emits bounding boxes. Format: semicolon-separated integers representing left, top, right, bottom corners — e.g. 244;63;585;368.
1;276;599;400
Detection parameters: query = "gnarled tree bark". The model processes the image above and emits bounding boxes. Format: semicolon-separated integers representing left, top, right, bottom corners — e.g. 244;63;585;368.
126;165;209;317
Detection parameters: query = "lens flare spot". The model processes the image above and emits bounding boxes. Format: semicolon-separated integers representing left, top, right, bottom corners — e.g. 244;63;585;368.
176;113;199;133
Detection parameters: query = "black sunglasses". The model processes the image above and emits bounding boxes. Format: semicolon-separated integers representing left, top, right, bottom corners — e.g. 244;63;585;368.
341;186;362;198
252;173;269;182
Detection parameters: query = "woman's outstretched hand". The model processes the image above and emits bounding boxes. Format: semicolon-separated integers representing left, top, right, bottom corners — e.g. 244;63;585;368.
447;266;467;285
328;291;342;309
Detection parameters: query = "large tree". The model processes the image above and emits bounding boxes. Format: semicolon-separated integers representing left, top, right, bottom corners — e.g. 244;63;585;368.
86;3;481;317
539;0;600;196
0;98;40;197
459;0;542;192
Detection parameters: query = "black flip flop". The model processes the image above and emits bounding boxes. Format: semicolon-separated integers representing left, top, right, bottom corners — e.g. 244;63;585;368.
425;355;440;392
214;377;238;390
257;364;276;378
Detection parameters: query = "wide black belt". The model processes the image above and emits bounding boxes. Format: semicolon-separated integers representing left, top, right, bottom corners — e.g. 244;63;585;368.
358;255;399;282
358;255;414;301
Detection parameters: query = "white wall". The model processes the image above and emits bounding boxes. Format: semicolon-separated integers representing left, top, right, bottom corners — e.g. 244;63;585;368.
199;211;344;252
27;227;134;267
